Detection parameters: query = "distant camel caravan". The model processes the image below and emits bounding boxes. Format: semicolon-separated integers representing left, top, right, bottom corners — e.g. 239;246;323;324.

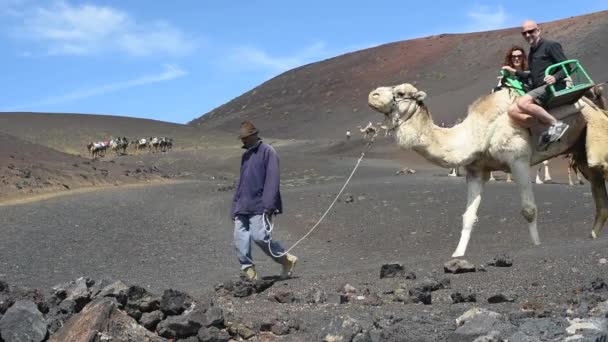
87;136;174;158
368;83;608;258
86;141;109;158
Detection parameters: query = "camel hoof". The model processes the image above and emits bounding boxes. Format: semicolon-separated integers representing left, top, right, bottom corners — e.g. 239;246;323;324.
591;231;598;239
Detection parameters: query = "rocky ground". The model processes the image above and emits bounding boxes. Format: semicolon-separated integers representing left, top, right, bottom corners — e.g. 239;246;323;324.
1;139;608;341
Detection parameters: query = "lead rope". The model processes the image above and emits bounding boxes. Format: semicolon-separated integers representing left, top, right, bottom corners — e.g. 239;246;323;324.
265;137;376;258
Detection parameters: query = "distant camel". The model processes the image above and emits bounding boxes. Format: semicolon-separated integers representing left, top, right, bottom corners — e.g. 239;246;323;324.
119;137;129;154
357;122;378;140
149;137;160;153
159;137;172;152
376;122;390;137
133;138;148;153
86;141;108;159
109;137;128;156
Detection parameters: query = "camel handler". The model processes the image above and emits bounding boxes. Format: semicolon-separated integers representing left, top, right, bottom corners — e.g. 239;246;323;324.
231;120;298;281
507;19;569;150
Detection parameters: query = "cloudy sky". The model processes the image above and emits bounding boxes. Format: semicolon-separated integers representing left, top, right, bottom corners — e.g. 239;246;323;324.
0;0;606;123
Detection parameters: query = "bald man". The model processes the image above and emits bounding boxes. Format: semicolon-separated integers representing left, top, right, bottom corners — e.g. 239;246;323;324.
507;20;569;150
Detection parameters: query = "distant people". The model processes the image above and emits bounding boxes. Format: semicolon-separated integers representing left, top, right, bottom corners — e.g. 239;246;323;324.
231;121;298;281
507;19;570;150
346;130;351;140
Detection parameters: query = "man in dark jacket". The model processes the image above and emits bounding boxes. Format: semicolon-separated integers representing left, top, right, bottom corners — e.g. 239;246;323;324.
231;121;298;281
507;20;569;150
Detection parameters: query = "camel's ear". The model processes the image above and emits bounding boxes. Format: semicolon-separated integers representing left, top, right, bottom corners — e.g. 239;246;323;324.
414;91;427;102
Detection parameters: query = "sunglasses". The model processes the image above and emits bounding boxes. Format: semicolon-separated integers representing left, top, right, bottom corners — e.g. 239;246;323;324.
511;54;524;59
521;28;537;36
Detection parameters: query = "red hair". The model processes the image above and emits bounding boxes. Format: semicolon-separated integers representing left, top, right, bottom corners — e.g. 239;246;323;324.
502;45;528;70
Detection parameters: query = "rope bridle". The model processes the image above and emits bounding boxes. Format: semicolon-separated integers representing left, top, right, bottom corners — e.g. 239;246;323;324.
388;93;421;131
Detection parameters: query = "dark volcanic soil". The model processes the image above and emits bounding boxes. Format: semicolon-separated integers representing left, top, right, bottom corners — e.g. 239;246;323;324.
0;11;607;341
1;141;607;340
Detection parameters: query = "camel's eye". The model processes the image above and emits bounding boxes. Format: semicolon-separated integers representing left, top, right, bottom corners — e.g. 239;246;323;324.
396;91;405;97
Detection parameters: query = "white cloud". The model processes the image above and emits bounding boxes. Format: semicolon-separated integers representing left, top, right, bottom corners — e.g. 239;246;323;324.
229;42;326;72
227;41;379;74
5;64;186;110
466;4;509;32
8;1;195;56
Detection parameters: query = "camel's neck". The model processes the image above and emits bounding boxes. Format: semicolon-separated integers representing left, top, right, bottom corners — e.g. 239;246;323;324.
395;105;478;168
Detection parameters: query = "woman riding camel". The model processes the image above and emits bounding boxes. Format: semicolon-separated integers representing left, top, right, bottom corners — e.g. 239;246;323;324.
494;45;531;94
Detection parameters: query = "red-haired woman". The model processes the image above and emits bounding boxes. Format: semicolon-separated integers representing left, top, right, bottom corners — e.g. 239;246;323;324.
494;45;531;93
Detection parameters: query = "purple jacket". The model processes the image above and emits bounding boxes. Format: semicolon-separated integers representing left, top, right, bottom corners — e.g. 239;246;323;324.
231;140;283;217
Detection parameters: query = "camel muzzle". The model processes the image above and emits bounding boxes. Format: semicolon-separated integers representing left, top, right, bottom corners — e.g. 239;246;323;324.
368;90;393;115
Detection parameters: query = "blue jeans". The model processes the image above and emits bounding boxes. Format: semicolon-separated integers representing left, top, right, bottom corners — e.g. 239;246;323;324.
233;214;286;270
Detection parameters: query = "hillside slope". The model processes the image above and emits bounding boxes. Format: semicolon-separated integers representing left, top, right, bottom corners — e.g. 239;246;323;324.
0;112;222;155
0;132;163;201
190;11;608;140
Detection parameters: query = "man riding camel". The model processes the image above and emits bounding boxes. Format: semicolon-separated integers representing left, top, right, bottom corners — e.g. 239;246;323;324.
507;19;570;150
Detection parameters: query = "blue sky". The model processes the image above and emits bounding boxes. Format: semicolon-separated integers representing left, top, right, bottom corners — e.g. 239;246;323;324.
0;1;606;123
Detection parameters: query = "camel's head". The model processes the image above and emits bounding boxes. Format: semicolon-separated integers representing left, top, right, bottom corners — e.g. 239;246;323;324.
368;83;427;130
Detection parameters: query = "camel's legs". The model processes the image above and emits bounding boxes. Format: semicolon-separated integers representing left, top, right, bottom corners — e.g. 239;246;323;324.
506;173;513;182
568;166;575;186
448;168;457;177
580;167;608;239
543;161;552;182
570;148;608;238
535;166;544;184
589;169;608;238
452;170;487;257
511;160;540;245
489;172;496;181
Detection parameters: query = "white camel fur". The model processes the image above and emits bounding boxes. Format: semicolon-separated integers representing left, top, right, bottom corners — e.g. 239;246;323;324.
368;83;608;257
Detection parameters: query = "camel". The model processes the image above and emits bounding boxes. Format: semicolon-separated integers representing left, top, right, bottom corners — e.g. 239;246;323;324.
368;83;608;257
149;137;172;153
133;138;148;153
86;141;108;159
358;122;379;141
159;137;173;152
109;137;128;156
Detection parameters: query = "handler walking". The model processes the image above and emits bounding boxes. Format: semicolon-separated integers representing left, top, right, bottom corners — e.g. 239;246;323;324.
231;121;298;281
